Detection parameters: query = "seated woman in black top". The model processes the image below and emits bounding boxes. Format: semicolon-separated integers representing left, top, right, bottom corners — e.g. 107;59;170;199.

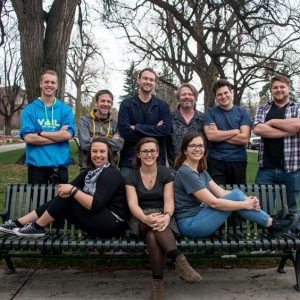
125;137;201;300
0;137;129;238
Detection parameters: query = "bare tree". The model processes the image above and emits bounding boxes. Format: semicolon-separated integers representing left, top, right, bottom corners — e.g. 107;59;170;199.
9;0;79;102
241;89;259;120
106;0;300;109
66;33;103;124
0;32;25;135
0;0;9;47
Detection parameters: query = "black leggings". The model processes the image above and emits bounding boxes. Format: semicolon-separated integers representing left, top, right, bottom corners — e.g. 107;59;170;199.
35;196;127;238
139;222;178;278
28;166;68;184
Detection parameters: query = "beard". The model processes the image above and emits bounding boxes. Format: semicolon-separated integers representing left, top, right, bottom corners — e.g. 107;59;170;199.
181;101;195;108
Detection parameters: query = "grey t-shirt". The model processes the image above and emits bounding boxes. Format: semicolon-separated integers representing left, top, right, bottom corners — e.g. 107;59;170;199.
174;164;211;219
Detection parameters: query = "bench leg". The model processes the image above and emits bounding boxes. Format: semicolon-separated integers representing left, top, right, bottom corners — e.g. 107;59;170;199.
0;252;15;274
293;250;300;292
277;257;287;273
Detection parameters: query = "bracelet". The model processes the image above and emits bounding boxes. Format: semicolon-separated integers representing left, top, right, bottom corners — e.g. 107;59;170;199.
69;186;76;195
71;187;79;197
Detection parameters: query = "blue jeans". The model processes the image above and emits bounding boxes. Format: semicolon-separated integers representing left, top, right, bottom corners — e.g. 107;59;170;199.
255;168;300;216
177;189;270;239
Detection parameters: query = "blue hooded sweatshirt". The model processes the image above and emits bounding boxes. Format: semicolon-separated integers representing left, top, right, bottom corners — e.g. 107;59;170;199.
20;98;76;167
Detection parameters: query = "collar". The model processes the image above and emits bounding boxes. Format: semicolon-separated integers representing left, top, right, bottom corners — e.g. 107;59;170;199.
267;99;294;107
90;110;111;121
173;107;202;120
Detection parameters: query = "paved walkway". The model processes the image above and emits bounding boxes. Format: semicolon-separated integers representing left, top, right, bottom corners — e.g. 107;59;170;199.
0;143;25;153
0;267;299;299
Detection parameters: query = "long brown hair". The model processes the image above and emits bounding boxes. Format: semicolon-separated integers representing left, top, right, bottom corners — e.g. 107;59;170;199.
174;132;208;172
132;137;159;168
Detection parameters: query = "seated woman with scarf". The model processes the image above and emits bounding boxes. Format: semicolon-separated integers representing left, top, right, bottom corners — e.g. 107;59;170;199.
0;137;129;237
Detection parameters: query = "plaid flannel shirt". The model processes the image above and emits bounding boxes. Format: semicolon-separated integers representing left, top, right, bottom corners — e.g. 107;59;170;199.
253;100;300;173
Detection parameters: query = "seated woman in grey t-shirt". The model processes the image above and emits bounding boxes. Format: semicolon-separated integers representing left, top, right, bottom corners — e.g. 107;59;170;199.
174;132;298;239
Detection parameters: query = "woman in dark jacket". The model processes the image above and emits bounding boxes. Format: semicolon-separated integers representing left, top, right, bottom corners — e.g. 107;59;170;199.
0;137;129;238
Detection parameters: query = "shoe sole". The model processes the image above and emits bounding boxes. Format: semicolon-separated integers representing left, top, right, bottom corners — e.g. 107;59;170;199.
0;227;17;234
13;229;45;237
179;275;203;283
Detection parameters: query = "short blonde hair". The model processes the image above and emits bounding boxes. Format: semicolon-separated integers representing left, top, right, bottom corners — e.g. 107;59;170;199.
40;70;58;81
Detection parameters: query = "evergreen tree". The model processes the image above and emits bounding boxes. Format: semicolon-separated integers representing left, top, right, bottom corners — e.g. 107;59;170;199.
120;62;139;100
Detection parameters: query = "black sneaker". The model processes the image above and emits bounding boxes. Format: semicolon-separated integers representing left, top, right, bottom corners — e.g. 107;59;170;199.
271;209;287;221
0;220;20;234
13;222;46;237
268;213;299;237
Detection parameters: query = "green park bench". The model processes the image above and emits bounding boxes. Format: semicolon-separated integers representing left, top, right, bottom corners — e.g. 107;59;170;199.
0;183;299;291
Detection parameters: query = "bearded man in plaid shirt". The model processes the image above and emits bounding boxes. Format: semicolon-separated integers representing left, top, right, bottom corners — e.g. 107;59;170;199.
254;74;300;231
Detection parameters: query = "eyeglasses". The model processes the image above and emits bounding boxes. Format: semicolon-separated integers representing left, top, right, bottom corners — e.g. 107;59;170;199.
140;149;158;156
188;144;205;150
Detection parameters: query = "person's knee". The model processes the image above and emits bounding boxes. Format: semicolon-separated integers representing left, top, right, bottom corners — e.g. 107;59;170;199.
224;189;246;201
146;231;159;249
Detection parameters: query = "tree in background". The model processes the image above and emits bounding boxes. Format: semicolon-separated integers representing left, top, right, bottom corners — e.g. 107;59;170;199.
0;31;25;135
0;0;9;47
9;0;79;102
106;0;300;109
120;62;139;100
155;65;178;111
66;32;103;124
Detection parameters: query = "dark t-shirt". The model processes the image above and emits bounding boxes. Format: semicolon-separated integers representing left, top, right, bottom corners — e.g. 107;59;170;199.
204;105;251;162
138;98;152;122
125;165;174;209
263;103;287;169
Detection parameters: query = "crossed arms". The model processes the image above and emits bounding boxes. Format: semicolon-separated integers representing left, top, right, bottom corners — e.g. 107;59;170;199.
204;123;250;145
24;125;72;145
254;118;300;138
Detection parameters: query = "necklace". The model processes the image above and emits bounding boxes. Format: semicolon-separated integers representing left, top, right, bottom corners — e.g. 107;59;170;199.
140;167;157;190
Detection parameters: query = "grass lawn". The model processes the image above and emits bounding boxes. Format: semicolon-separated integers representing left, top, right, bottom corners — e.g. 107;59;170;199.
247;151;258;183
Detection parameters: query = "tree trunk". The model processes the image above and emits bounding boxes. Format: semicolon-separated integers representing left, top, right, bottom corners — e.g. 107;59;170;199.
4;115;12;135
11;0;78;102
11;0;44;103
75;84;83;125
43;0;78;100
196;64;219;111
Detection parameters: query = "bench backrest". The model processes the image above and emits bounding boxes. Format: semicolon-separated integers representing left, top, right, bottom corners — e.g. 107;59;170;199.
1;184;289;236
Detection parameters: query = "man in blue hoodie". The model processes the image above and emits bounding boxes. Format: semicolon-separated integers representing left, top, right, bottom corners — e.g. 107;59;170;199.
20;70;76;184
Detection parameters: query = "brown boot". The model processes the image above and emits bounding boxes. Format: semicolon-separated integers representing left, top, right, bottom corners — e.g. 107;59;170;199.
174;254;202;283
150;279;164;300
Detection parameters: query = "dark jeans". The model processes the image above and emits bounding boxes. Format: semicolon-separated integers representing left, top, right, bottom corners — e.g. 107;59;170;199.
255;168;300;217
28;166;68;184
207;157;247;185
35;196;127;238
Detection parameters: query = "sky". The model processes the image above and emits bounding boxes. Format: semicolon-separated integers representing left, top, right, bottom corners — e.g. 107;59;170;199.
92;27;129;106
